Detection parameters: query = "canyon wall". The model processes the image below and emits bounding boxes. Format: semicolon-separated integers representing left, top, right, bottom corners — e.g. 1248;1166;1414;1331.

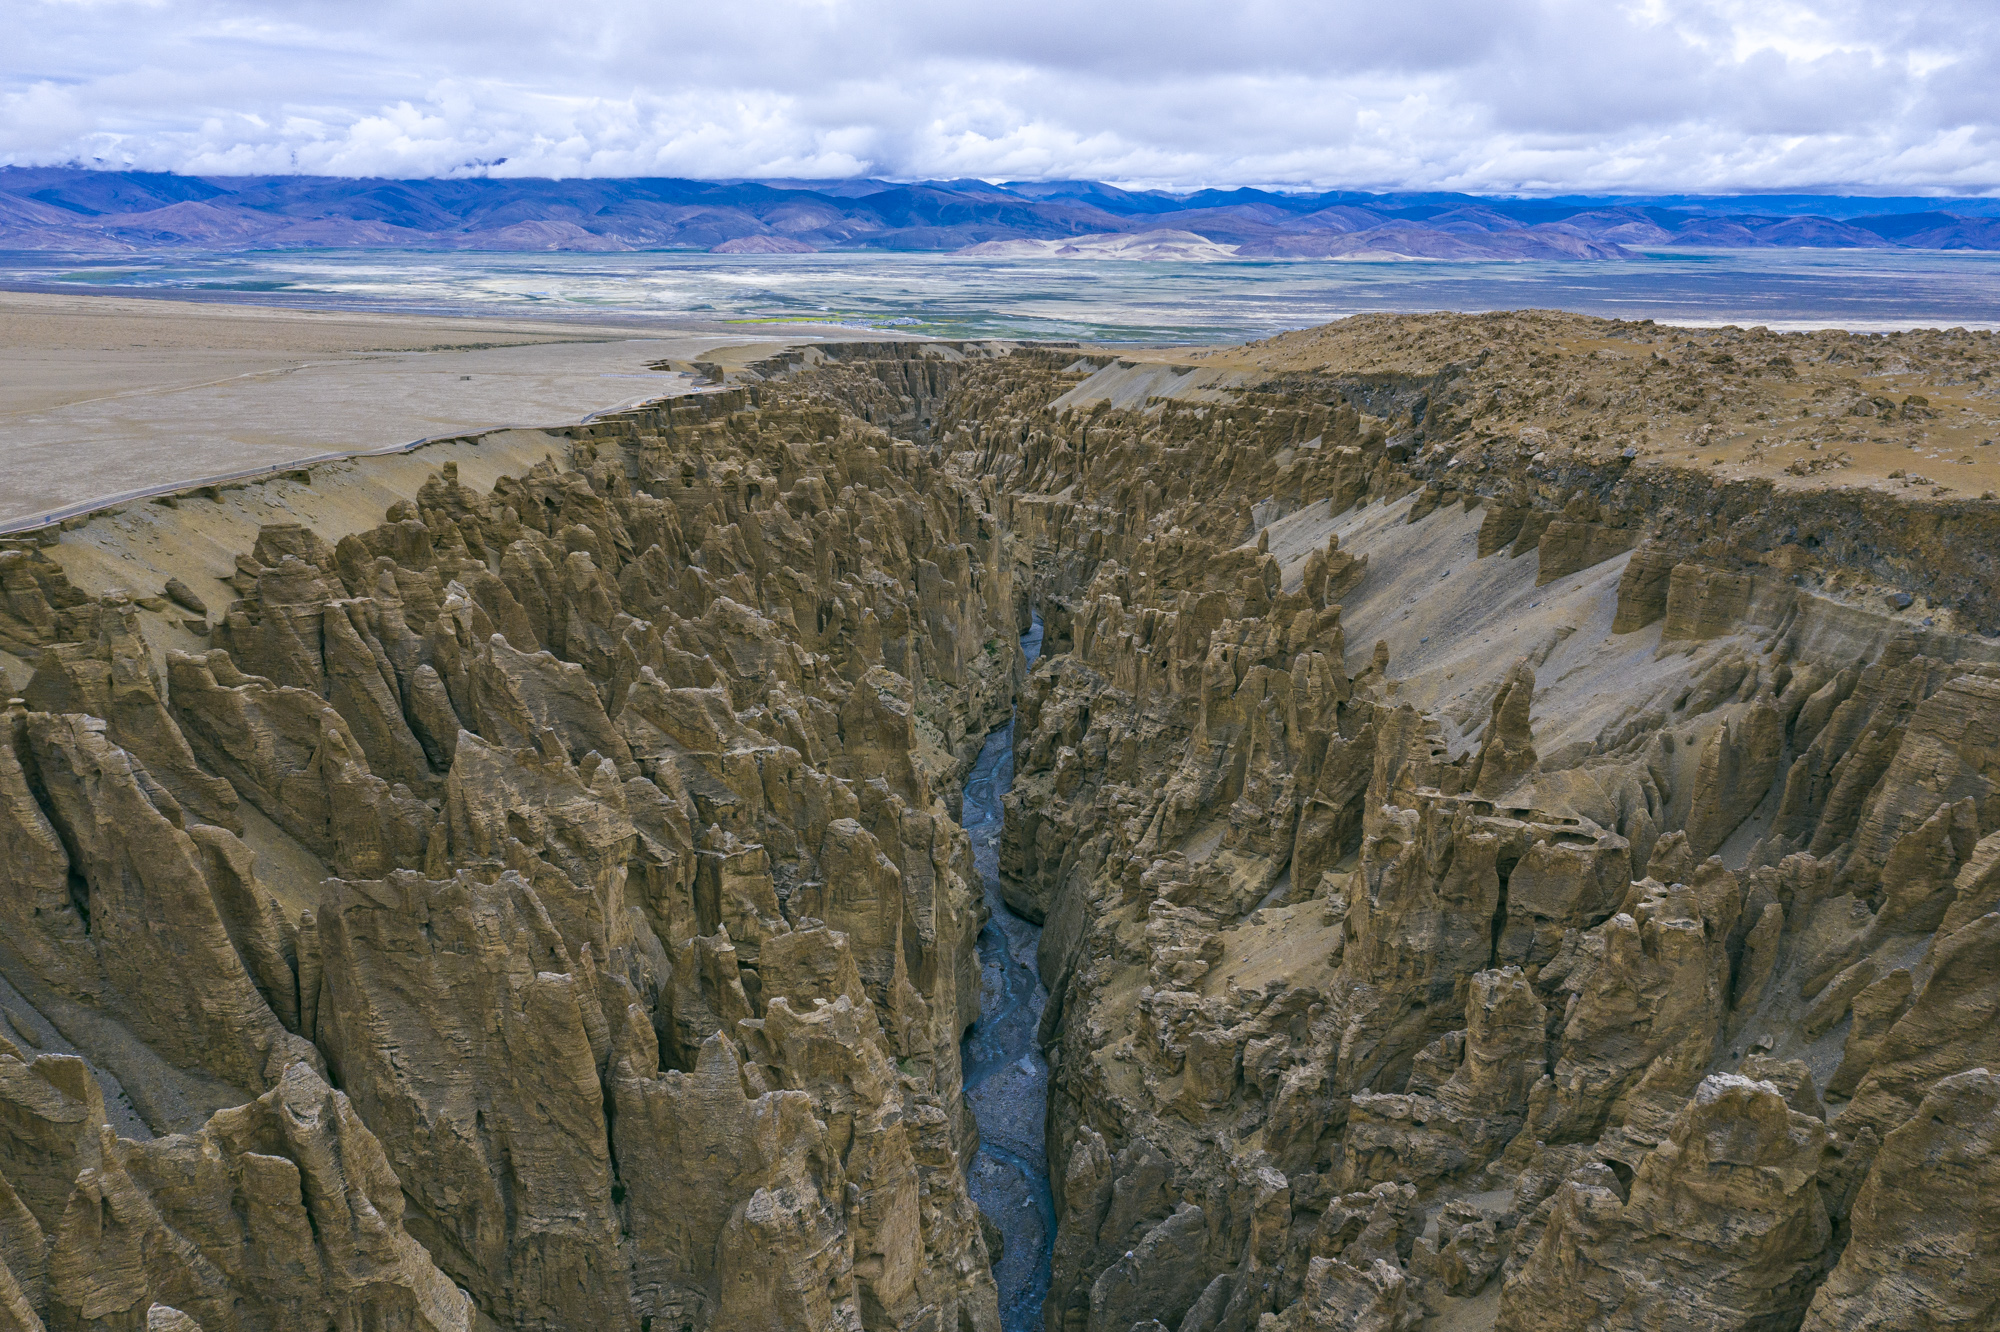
4;314;2000;1330
0;358;1023;1332
928;318;2000;1332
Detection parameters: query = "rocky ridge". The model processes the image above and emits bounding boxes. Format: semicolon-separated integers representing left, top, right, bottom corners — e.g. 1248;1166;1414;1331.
2;314;2000;1331
919;315;2000;1331
12;169;2000;257
0;361;1026;1331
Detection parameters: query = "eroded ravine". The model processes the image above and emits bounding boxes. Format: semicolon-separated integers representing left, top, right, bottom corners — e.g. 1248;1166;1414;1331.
0;366;1025;1332
961;614;1052;1331
945;318;2000;1332
7;321;2000;1332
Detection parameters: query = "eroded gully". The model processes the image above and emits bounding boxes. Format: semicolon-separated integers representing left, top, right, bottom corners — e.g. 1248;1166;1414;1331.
960;613;1053;1332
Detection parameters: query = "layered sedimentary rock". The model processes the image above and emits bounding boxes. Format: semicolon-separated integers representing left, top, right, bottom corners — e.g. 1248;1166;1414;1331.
43;1062;473;1332
6;314;2000;1331
927;316;2000;1332
0;362;1018;1331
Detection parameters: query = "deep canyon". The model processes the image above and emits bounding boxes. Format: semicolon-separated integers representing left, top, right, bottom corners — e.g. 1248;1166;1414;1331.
3;312;2000;1331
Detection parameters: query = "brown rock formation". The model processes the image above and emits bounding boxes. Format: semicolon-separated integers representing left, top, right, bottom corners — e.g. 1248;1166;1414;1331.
929;319;2000;1332
1803;1067;2000;1330
0;359;1019;1331
10;316;2000;1331
1498;1074;1831;1332
45;1062;472;1332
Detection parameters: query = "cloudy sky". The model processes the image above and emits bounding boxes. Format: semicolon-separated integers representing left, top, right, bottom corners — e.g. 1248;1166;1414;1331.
4;0;1995;193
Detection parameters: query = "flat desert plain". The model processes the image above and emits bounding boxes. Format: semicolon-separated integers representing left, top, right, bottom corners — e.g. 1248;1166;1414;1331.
0;290;839;527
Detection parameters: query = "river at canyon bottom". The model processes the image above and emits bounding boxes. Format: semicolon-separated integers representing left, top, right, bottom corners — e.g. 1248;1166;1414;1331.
961;614;1053;1331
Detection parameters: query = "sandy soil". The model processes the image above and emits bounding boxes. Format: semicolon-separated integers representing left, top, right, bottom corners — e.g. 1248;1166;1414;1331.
1111;311;2000;501
0;291;852;527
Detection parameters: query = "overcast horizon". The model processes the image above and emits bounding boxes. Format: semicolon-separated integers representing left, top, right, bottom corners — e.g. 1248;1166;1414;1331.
9;166;2000;206
6;1;1998;196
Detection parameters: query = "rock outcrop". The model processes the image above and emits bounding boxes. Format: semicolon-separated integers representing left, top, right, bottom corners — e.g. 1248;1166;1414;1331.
0;370;1017;1331
8;315;2000;1331
43;1062;473;1332
1496;1074;1831;1332
1802;1067;2000;1330
925;318;2000;1332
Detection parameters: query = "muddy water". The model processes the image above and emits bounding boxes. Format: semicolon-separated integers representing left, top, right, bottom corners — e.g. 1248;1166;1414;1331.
961;614;1052;1331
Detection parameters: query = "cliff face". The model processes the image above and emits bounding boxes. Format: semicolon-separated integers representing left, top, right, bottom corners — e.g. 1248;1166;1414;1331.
925;317;2000;1332
0;369;1021;1331
4;314;2000;1332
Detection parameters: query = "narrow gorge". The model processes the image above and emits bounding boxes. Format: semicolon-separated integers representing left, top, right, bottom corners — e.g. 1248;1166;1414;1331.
961;612;1053;1329
3;312;2000;1332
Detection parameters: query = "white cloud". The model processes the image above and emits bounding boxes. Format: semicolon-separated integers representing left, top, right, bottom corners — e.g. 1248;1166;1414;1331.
2;0;1997;192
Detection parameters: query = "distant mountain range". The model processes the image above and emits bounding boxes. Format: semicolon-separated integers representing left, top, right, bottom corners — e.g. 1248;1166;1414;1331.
5;167;2000;260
